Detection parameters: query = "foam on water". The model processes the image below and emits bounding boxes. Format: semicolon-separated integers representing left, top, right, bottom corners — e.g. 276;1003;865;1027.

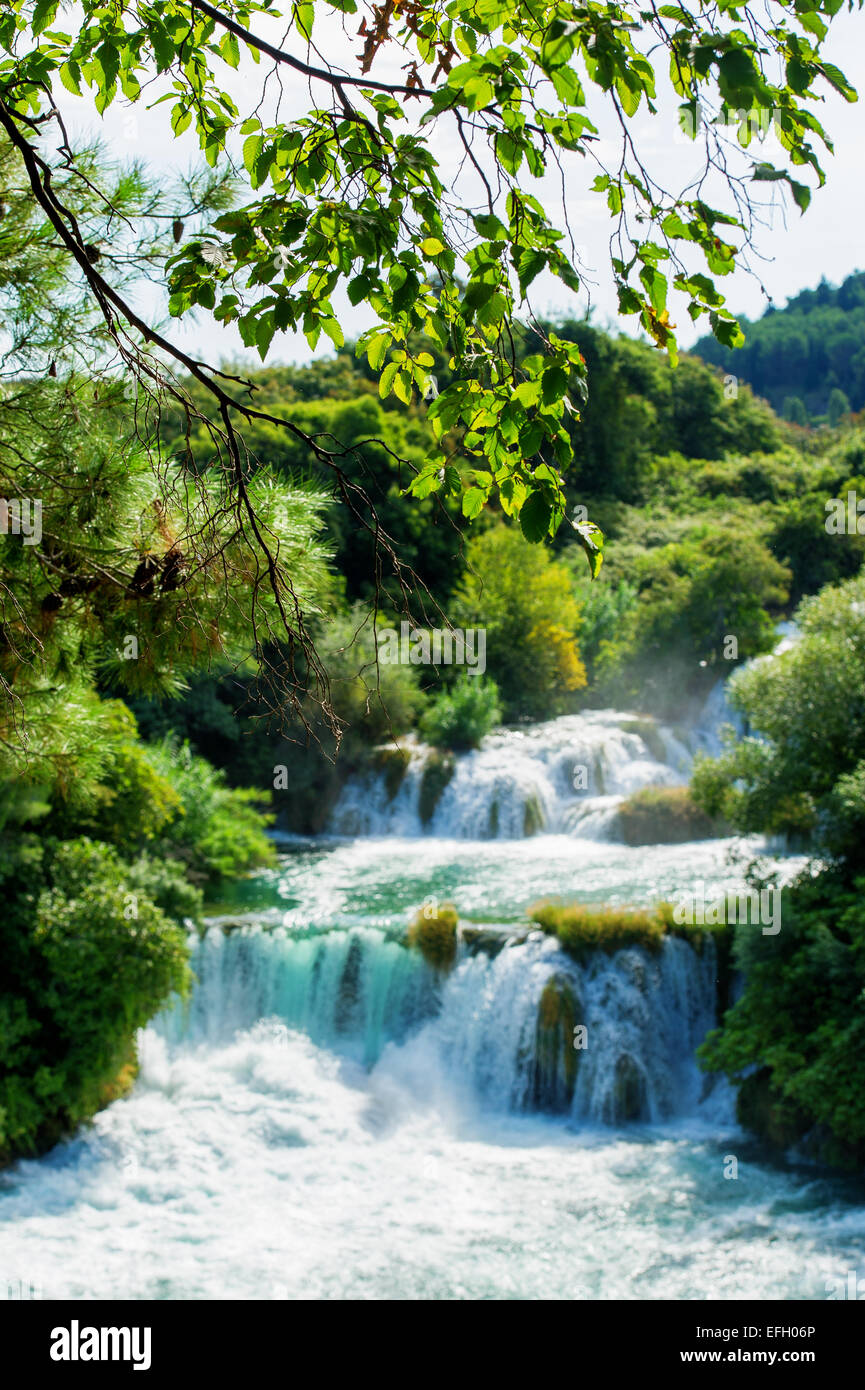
2;1017;863;1300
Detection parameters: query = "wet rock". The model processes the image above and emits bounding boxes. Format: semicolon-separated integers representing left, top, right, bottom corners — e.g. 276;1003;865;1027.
607;1054;649;1123
530;974;582;1112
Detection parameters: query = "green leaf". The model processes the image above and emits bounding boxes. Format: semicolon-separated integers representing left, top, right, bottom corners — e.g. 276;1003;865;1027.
379;360;399;399
462;487;486;519
367;334;389;370
294;1;314;38
552;65;583;106
347;275;371;306
473;213;507;240
392;369;412;405
243;135;263;175
519;490;553;543
321;317;345;349
571;520;604;580
542;366;569;404
59;61;82;97
32;0;59;36
409;468;442;500
496;132;522;174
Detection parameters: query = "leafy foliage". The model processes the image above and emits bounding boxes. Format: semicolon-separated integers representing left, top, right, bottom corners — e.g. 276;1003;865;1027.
0;0;853;558
0;836;192;1163
699;868;865;1167
456;522;586;720
691;571;865;859
418;674;501;750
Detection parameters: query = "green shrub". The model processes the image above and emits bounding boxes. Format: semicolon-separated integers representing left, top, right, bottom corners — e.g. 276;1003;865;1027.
145;739;276;884
689;571;865;864
455;524;586;721
698;867;865;1168
418;675;501;750
0;838;191;1164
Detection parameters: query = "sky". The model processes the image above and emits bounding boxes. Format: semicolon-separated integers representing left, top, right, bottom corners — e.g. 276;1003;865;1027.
54;4;865;369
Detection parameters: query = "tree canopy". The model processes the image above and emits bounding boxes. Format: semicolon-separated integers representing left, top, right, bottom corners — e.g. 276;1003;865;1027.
0;0;857;640
696;270;865;420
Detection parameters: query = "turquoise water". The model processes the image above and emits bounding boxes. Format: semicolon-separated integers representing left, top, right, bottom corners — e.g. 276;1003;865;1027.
2;831;864;1300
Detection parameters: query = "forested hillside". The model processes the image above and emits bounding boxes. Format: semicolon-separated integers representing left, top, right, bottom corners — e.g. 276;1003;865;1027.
136;320;865;833
695;271;865;423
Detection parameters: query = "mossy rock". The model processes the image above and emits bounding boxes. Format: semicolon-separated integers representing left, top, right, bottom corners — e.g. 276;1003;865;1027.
489;799;499;836
419;750;456;826
406;902;459;970
372;745;411;802
530;899;666;960
736;1069;810;1151
607;1054;648;1123
523;793;545;837
461;925;527;957
618;784;726;845
530;974;581;1111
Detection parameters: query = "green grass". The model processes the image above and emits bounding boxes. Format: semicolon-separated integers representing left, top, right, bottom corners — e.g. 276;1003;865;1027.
530;898;731;962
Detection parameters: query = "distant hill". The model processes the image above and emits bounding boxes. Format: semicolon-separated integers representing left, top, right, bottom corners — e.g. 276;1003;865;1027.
694;271;865;423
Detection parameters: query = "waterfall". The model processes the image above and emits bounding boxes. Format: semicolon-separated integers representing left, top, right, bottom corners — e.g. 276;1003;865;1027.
328;710;694;840
328;620;804;842
159;925;438;1067
386;931;722;1123
691;619;801;756
160;922;726;1126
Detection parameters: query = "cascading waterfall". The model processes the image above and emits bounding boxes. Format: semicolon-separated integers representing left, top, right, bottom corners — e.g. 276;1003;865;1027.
161;921;726;1126
328;710;694;840
160;925;439;1066
327;622;800;841
424;931;721;1121
7;611;857;1303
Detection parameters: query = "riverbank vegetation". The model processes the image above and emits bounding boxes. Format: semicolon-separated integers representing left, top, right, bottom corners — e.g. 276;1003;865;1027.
691;573;865;1168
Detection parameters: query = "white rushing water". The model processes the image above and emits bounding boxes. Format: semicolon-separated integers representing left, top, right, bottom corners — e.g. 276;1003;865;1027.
328;710;695;839
3;660;864;1301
